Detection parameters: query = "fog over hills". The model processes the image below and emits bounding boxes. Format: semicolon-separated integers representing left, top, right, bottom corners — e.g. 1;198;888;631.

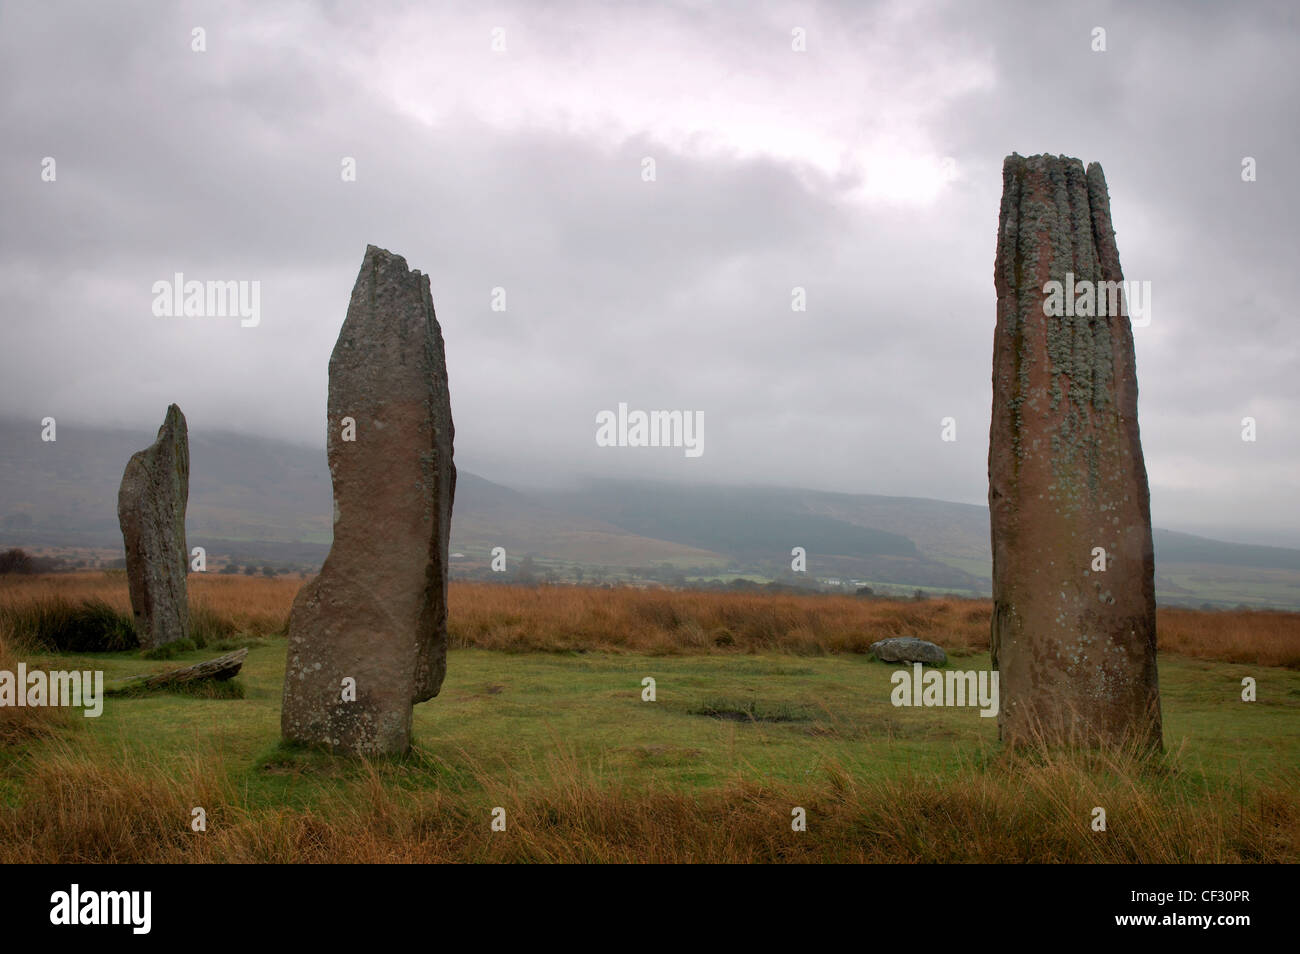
3;418;1299;608
4;2;1298;551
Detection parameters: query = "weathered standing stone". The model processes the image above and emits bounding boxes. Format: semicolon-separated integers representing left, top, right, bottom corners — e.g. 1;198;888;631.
117;404;190;650
281;245;456;755
989;154;1161;749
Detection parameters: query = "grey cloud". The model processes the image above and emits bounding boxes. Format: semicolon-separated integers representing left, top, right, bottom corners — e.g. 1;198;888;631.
1;0;1296;544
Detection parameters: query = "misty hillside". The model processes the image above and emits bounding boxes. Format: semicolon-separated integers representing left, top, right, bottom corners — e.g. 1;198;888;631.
539;480;981;588
542;481;996;579
3;418;1300;607
0;419;723;570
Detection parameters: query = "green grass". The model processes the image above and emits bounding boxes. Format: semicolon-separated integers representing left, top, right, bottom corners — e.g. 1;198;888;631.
140;638;197;659
931;555;994;580
846;580;983;597
1158;565;1300;610
5;642;1297;813
689;695;818;723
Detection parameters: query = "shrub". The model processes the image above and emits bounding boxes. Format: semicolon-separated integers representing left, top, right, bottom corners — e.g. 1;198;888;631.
0;548;35;574
0;549;65;574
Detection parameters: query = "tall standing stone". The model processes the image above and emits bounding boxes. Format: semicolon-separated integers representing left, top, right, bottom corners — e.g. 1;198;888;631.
989;154;1161;749
281;245;456;755
118;404;190;650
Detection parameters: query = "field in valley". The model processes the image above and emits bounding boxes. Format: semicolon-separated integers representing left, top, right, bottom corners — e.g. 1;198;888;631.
1;573;1297;863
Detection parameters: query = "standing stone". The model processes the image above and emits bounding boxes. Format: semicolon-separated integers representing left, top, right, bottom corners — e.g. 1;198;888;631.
282;245;456;755
117;404;190;650
989;154;1161;749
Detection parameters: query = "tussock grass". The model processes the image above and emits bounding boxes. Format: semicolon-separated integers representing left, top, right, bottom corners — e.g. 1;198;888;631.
188;605;236;648
1;574;1295;862
2;574;1296;665
0;597;136;652
445;583;1300;667
446;586;990;655
0;574;291;652
1158;606;1300;669
0;742;229;862
0;736;1292;863
0;634;69;746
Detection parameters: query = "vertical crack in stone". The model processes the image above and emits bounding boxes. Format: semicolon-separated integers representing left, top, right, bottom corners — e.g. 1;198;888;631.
990;154;1162;750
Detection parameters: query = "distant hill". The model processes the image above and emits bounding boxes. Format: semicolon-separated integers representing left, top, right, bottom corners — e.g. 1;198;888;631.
448;471;724;567
0;418;722;570
3;417;1300;607
1153;528;1300;571
539;480;982;589
0;419;333;543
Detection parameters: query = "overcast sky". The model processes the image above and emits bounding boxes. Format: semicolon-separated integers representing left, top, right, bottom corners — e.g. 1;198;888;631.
2;0;1296;545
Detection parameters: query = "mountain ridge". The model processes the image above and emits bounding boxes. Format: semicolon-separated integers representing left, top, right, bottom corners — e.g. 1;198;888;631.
3;418;1299;607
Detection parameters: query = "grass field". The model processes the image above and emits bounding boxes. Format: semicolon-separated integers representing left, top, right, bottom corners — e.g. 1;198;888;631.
1157;563;1300;609
0;574;1297;862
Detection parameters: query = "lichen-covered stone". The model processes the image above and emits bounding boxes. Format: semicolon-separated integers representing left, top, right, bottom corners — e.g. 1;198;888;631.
869;637;947;666
117;404;190;650
989;154;1161;749
281;245;456;756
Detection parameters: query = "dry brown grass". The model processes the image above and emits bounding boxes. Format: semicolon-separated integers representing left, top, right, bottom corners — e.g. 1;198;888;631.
447;584;993;655
0;574;1296;666
447;583;1300;667
0;635;68;746
1156;606;1300;668
2;574;1296;862
0;739;1293;863
0;572;296;639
